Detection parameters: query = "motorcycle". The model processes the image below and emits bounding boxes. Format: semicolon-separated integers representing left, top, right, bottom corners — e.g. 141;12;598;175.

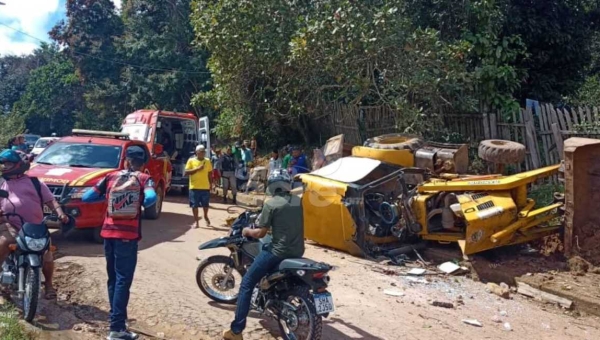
0;189;72;322
195;210;334;340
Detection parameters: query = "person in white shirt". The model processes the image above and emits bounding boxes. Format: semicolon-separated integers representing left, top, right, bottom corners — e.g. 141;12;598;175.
268;148;282;177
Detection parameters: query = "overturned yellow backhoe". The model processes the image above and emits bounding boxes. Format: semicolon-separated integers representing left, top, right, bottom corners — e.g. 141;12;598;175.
300;134;565;257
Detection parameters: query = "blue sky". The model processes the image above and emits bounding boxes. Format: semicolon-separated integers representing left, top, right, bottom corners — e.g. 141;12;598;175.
0;0;122;56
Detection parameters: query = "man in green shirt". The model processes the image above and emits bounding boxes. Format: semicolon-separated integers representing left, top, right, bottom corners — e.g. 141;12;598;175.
281;145;292;170
231;141;243;163
223;170;304;340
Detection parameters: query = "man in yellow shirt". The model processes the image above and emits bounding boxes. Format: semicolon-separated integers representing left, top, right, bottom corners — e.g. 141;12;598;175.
185;145;213;228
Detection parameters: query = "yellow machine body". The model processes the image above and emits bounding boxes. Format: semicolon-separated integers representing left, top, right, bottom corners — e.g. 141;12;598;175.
299;155;562;256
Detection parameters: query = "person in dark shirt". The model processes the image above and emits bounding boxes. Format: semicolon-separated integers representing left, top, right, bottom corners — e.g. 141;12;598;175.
223;171;304;340
220;146;238;204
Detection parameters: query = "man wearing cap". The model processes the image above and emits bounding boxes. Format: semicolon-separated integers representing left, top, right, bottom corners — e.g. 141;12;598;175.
185;145;213;228
82;146;157;340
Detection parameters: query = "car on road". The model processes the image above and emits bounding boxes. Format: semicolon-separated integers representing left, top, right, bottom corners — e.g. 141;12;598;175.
23;133;41;152
27;129;172;242
30;137;59;157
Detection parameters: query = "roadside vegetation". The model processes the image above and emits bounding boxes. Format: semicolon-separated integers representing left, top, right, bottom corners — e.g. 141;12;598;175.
1;0;600;148
0;303;35;340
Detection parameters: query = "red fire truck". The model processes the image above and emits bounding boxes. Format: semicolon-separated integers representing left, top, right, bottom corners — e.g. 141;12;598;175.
121;110;211;192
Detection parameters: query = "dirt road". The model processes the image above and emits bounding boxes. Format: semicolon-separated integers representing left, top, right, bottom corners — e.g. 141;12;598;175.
31;197;600;340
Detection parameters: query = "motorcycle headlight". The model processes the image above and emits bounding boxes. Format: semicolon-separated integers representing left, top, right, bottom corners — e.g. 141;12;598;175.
69;187;93;199
25;236;47;252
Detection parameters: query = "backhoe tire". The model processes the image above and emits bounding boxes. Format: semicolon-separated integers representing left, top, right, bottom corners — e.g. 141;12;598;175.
478;139;526;164
363;133;424;151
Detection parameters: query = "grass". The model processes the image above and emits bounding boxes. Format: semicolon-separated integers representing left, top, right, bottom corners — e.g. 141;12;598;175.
0;303;35;340
529;182;564;208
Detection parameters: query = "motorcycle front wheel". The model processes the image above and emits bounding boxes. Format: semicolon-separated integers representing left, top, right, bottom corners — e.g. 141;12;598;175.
277;286;323;340
23;266;40;322
196;255;243;304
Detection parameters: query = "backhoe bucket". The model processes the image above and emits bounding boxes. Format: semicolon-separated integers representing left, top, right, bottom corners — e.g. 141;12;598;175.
563;138;600;265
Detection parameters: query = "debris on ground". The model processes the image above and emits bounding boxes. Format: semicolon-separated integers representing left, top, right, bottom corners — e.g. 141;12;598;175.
516;282;573;309
383;289;405;297
503;322;512;331
438;261;462;274
431;300;454;309
568;255;592;275
408;268;426;276
486;282;510;299
462;319;483;327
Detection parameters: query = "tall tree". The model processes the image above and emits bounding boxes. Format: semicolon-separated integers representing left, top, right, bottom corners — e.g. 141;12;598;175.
12;49;83;137
120;0;210;115
50;0;127;130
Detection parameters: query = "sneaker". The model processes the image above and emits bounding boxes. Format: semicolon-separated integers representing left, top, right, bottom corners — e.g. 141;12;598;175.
223;329;243;340
107;330;139;340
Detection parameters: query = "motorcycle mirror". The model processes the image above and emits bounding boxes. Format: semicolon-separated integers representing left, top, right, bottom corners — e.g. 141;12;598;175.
0;190;9;198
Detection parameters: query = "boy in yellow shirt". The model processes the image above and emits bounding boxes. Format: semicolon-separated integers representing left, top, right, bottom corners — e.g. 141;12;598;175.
185;145;213;228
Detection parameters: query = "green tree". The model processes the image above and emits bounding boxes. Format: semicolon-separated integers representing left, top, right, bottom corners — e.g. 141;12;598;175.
12;49;83;137
192;0;480;143
120;0;210;115
50;0;127;130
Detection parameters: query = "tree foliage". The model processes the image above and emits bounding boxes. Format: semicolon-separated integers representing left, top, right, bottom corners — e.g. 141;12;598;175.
2;0;600;148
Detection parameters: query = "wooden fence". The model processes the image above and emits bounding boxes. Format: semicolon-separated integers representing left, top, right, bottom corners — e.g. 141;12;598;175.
327;102;600;173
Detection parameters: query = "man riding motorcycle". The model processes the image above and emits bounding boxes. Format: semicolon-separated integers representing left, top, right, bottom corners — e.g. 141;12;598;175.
0;149;69;300
223;170;304;340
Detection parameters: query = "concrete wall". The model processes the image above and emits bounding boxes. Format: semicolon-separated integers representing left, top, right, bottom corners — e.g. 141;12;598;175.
563;138;600;263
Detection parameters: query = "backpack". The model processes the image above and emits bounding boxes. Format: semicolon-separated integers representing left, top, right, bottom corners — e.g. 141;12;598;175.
107;171;143;220
30;177;44;213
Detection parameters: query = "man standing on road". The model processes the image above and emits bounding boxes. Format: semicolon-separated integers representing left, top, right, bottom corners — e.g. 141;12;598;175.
81;146;157;340
185;145;213;228
223;171;304;340
220;146;237;204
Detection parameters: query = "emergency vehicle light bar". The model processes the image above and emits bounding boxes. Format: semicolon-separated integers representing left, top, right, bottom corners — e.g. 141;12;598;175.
71;129;130;140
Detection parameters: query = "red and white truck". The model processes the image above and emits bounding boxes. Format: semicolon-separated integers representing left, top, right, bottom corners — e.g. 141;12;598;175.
121;110;211;192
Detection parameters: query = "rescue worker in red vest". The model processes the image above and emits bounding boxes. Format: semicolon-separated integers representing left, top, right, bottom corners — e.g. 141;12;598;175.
82;146;157;340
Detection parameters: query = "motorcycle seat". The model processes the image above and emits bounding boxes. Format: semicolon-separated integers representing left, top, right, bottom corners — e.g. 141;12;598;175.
278;258;318;270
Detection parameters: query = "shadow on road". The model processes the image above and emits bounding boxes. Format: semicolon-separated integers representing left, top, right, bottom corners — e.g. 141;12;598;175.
208;301;384;340
52;211;192;258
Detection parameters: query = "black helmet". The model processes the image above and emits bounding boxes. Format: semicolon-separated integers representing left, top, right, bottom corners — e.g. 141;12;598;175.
0;149;30;177
125;146;147;166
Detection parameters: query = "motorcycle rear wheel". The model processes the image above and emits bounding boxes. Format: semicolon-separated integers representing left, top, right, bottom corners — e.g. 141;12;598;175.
196;255;242;304
278;286;323;340
23;266;40;322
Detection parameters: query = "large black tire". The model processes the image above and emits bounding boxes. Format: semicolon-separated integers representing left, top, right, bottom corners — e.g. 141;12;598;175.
144;184;163;220
478;139;526;164
278;286;323;340
363;133;424;151
195;255;241;304
23;266;40;322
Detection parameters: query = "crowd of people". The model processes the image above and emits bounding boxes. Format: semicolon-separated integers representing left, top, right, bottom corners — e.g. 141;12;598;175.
208;140;310;200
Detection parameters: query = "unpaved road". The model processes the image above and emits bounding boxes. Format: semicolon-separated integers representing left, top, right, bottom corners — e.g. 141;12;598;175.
28;196;600;340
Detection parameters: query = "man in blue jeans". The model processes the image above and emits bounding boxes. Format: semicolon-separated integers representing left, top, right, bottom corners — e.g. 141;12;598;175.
223;170;304;340
82;146;157;340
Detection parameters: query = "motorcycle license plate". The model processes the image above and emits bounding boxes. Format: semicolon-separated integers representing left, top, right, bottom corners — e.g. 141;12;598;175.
43;206;53;215
313;292;334;315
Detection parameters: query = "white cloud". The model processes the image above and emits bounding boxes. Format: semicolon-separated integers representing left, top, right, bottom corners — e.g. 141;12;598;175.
0;0;123;56
0;0;61;56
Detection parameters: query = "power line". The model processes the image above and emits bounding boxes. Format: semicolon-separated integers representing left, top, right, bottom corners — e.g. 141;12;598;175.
0;22;211;75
